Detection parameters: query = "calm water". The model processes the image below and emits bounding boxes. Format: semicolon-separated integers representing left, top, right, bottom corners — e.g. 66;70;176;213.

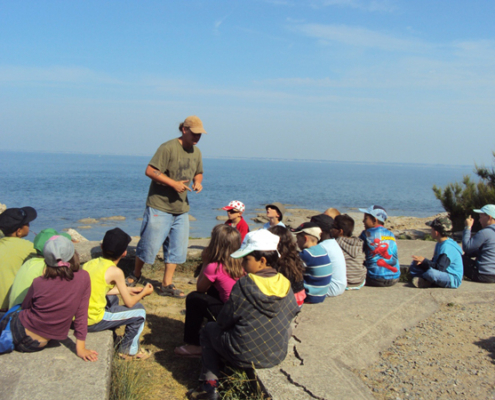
0;151;473;241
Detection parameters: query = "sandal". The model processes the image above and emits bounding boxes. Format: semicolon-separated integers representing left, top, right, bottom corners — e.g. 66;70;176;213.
119;348;153;361
174;345;202;358
156;284;186;299
125;274;147;287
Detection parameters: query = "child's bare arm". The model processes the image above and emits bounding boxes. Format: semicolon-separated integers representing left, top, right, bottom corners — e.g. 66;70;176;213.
106;266;153;308
76;339;98;362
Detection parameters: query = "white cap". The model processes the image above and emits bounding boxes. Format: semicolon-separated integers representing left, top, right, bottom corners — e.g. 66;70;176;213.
230;230;280;259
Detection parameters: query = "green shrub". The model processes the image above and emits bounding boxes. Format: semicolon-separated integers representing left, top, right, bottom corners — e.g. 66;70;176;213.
432;152;495;231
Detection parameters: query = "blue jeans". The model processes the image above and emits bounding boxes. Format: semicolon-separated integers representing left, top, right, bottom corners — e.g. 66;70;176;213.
409;263;453;288
87;295;146;355
0;311;43;353
136;206;189;265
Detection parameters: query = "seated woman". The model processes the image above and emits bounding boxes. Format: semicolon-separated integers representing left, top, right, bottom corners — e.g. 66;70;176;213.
174;225;244;357
0;235;97;361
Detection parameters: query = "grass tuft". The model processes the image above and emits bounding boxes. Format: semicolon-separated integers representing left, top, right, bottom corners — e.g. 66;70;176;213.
218;367;267;400
110;352;147;400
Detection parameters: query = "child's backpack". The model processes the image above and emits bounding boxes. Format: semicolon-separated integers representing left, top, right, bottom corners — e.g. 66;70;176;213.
0;305;21;354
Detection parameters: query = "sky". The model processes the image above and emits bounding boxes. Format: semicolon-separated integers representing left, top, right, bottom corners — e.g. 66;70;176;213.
1;0;494;166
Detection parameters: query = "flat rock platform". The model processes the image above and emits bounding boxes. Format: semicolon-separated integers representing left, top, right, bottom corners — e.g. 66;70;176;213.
257;240;495;399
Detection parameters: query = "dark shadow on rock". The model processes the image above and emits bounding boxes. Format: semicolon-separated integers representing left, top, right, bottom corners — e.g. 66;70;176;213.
474;337;495;363
143;313;201;387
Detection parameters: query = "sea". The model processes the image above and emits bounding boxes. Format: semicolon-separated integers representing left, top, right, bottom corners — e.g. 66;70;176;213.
0;151;474;241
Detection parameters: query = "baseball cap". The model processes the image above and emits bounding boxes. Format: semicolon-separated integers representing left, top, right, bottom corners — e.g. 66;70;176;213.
425;216;452;235
310;214;334;233
33;228;72;254
183;116;207;134
265;202;286;222
231;230;280;259
102;227;132;259
473;204;495;219
0;206;37;234
222;200;245;213
43;235;75;268
359;205;388;223
291;222;322;240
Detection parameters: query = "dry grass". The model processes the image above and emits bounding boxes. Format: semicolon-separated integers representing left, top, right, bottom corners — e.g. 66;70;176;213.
111;258;203;399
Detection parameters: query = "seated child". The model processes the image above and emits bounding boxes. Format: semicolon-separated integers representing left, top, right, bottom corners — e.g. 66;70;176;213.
187;230;299;400
0;207;37;312
84;228;154;360
269;225;306;306
462;204;495;282
410;217;463;288
9;229;72;308
221;200;249;241
0;235;97;361
332;214;367;289
263;202;286;229
291;222;332;304
174;224;244;358
359;205;400;287
310;214;346;297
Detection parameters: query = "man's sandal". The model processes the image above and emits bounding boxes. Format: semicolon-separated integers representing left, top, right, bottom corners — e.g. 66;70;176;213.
156;284;186;299
118;348;153;361
125;274;147;287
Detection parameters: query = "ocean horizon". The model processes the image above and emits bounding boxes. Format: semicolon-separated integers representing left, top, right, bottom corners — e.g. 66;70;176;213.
0;150;475;241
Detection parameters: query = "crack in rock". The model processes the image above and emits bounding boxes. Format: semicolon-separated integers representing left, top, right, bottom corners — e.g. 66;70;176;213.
292;334;302;343
280;368;326;400
293;344;304;365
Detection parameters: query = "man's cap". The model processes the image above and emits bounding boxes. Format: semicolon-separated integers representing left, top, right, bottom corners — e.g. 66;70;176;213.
359;205;388;222
222;200;245;213
183;115;207;134
291;222;322;240
231;230;280;259
473;204;495;219
0;206;37;234
310;214;334;233
265;202;286;222
426;216;452;235
34;228;72;254
43;235;75;268
102;227;132;259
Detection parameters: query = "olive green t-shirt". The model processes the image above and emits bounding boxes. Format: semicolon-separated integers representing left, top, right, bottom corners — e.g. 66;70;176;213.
146;138;203;214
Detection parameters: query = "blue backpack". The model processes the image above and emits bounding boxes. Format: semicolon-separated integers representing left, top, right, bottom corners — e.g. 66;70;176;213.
0;305;21;354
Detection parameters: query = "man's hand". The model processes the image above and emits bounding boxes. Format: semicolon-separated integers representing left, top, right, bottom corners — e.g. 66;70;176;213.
412;255;425;264
173;180;192;193
465;215;474;229
192;181;203;193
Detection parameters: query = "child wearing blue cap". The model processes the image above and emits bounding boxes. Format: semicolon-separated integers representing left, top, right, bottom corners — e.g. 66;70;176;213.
359;205;400;287
462;204;495;283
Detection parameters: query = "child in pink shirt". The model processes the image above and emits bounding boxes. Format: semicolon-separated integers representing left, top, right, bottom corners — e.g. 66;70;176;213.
174;225;244;358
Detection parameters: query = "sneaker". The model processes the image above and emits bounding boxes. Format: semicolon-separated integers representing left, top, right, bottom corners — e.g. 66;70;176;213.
412;277;433;288
186;384;219;400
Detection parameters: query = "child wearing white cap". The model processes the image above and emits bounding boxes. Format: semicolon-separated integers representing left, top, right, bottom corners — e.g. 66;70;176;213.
221;200;249;241
187;230;300;400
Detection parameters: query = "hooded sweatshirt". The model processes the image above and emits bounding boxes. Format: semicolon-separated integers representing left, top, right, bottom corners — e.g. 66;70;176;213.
216;267;300;369
336;236;367;285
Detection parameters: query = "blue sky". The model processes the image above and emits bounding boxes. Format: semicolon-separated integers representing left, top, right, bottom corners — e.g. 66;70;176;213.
1;0;494;165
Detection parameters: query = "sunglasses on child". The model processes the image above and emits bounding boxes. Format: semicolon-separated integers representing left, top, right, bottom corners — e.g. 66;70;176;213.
227;209;240;214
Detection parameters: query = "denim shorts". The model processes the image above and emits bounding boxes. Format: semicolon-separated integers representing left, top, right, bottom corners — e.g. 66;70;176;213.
136;206;189;265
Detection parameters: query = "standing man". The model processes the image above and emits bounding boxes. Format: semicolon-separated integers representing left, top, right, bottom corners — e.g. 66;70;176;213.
128;116;206;298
